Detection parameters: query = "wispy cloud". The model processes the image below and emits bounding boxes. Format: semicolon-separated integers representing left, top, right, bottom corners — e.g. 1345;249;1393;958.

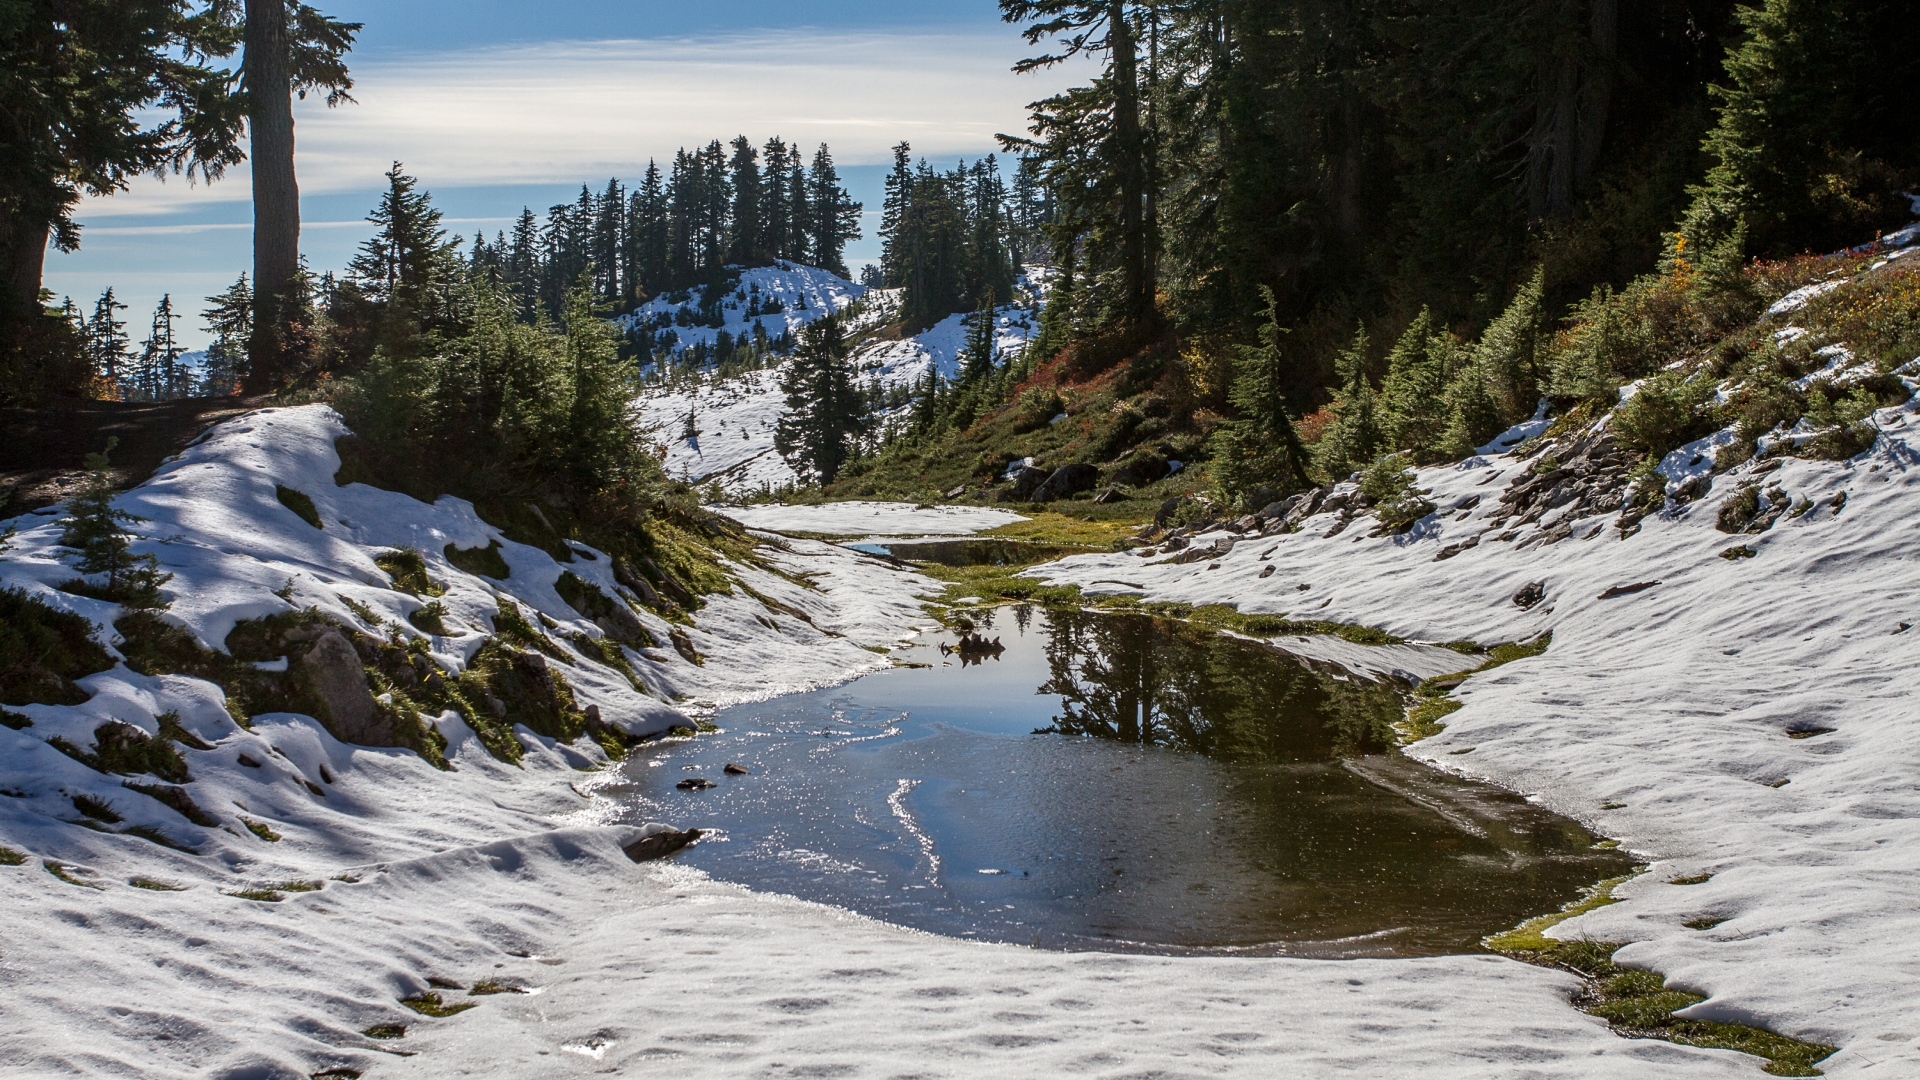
82;30;1083;218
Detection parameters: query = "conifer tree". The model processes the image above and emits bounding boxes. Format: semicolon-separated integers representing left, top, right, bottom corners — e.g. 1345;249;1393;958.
132;295;187;400
1310;328;1381;482
759;138;793;260
961;292;999;385
775;315;866;484
880;142;915;286
57;442;171;609
806;145;862;278
1208;286;1312;502
345;164;457;330
1378;308;1460;460
784;144;811;265
202;275;253;395
728;136;764;266
87;289;131;394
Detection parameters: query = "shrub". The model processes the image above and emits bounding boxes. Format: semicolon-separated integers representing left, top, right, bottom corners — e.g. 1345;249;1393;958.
1613;370;1720;458
0;588;112;706
1360;454;1435;531
374;550;444;597
48;721;190;784
275;486;323;529
445;541;510;579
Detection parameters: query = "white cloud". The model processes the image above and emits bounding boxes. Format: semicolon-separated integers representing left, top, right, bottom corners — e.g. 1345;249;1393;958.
78;30;1087;217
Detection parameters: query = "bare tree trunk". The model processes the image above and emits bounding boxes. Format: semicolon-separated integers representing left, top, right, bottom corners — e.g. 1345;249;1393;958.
246;0;298;392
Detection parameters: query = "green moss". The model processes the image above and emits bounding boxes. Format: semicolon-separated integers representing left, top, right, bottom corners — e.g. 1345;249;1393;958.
468;979;527;996
0;586;114;707
374;549;445;597
275;485;324;529
1684;916;1729;930
1670;873;1713;885
0;846;26;866
400;991;478;1017
361;1023;408;1039
1489;875;1837;1076
225;887;285;902
445;540;511;579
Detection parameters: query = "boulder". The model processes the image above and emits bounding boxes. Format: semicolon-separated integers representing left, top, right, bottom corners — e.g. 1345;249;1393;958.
1007;466;1049;501
1035;463;1100;502
624;827;704;862
298;630;391;746
1091;486;1126;505
1512;582;1546;609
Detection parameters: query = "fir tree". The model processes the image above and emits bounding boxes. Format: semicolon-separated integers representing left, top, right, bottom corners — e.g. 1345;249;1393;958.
202;275;253;396
131;295;187;400
775;315;866;484
961;292;999;385
806;144;862;278
345;164;459;333
728;136;764;266
1310;328;1382;482
57;442;171;609
759;137;793;260
1208;286;1312;503
1378;308;1461;461
87;288;130;393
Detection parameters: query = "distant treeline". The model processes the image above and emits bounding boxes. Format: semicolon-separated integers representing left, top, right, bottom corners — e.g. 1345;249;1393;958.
466;138;863;322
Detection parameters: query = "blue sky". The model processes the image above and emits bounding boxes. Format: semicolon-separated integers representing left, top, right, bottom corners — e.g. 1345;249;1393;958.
46;1;1085;347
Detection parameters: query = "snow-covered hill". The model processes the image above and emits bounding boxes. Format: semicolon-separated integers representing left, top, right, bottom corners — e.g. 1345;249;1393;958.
635;264;1048;493
617;261;868;366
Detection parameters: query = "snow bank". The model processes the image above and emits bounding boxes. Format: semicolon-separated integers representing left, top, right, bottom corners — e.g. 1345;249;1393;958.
1030;401;1920;1075
719;501;1028;537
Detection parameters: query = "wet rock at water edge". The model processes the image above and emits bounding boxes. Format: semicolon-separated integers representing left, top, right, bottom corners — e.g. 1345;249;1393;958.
724;763;750;775
676;778;716;791
624;827;705;862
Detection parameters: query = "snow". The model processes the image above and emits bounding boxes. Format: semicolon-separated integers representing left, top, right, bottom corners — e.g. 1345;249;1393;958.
617;261;868;361
1032;398;1920;1076
718;501;1027;537
1767;278;1846;317
635;264;1048;494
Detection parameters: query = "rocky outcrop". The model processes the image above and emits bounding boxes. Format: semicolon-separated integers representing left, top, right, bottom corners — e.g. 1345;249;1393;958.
1034;463;1100;502
297;630;392;747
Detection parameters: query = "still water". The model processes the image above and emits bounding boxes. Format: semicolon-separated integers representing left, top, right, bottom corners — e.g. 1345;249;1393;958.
604;607;1629;957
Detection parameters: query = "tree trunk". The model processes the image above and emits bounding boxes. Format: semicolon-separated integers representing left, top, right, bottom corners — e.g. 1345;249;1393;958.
1;209;50;319
246;0;298;391
1109;0;1150;326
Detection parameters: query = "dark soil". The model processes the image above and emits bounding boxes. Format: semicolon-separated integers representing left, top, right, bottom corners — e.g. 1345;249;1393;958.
0;396;268;511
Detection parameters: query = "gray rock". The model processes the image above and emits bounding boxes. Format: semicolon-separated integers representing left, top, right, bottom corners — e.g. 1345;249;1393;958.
624;827;704;861
1008;466;1049;501
1035;463;1100;502
1512;581;1547;609
297;630;390;746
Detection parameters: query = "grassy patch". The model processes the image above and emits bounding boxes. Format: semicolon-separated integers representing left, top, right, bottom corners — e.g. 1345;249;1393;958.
48;720;191;783
0;846;26;866
445;540;511;579
400;991;478;1017
1396;635;1553;744
44;861;104;889
125;781;216;826
1;707;32;729
71;793;123;823
240;817;281;842
361;1023;408;1040
225;887;285;902
0;586;114;707
468;979;528;996
374;549;445;597
275;485;323;529
128;877;187;891
407;600;451;636
981;510;1148;548
1670;873;1713;885
1489;876;1837;1076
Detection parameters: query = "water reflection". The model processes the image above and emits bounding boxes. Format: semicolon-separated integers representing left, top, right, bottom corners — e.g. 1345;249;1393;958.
608;606;1632;956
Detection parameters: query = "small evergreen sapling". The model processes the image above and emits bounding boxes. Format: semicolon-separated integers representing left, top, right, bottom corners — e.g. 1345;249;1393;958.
57;444;171;610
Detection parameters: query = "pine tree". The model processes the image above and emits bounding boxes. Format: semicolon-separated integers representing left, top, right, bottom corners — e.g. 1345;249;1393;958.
775;315;866;484
784;144;811;265
1378;308;1461;460
133;295;187;400
87;289;131;395
1208;286;1312;503
961;291;999;384
880;142;914;286
728;136;764;266
805;144;863;278
346;164;458;330
202;275;253;396
57;442;171;609
1310;328;1381;482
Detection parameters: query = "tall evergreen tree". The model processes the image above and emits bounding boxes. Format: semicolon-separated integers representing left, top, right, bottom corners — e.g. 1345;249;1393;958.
202;275;252;395
727;136;764;266
1209;286;1313;503
87;289;131;393
805;144;863;278
775;315;866;484
1310;328;1382;482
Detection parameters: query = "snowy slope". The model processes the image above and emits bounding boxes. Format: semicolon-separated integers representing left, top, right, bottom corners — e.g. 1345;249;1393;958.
0;406;1811;1080
617;261;868;363
1025;399;1920;1075
636;267;1047;493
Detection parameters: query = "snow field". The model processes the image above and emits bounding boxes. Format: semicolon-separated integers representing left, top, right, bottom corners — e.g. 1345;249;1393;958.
1030;402;1920;1075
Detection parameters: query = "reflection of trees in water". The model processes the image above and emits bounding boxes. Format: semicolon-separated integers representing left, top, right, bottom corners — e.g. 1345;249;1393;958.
1037;609;1400;761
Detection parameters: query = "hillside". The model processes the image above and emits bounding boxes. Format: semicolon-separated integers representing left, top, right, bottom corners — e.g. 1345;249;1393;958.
635;264;1047;493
